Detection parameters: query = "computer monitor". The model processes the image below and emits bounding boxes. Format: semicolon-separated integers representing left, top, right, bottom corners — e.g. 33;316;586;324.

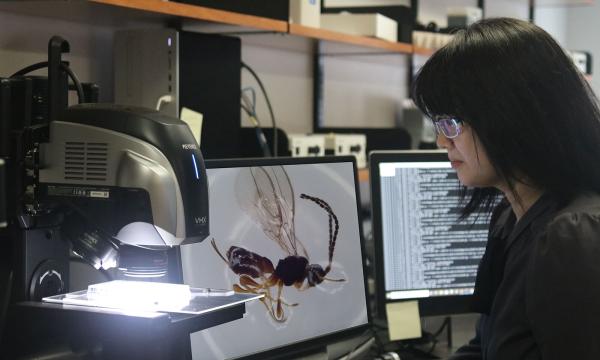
179;156;371;359
369;150;490;317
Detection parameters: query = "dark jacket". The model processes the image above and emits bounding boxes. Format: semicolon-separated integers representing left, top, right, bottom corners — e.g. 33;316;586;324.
450;193;600;360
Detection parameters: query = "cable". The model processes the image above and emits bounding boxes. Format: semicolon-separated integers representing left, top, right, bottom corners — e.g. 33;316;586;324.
340;327;378;360
431;317;450;339
343;338;376;360
241;86;257;113
241;87;258;121
241;107;272;157
425;336;439;355
241;87;272;157
423;316;451;355
156;94;173;111
11;61;51;77
11;61;85;104
241;103;254;120
241;62;278;156
368;318;445;359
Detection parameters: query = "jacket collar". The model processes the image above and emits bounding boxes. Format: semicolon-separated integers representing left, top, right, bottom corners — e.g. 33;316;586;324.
504;192;558;253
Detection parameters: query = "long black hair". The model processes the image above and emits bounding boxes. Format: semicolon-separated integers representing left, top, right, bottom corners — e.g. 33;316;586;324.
412;17;600;216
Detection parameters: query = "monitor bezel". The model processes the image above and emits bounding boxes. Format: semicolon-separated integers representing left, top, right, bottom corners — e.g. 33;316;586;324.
369;150;477;318
177;155;372;360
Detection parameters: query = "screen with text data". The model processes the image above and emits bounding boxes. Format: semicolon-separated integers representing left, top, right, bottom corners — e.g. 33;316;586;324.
378;161;489;301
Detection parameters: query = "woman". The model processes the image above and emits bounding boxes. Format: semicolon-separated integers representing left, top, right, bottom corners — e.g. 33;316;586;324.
412;18;600;359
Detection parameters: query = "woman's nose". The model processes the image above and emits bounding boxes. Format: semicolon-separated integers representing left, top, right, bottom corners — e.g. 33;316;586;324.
436;133;453;149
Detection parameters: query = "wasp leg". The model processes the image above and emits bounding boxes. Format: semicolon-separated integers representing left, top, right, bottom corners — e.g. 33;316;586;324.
210;238;229;264
239;276;273;303
237;275;297;323
263;275;298;306
294;275;346;291
234;282;276;318
296;281;312;291
241;276;297;307
239;276;293;310
275;280;286;321
239;275;262;288
236;276;278;318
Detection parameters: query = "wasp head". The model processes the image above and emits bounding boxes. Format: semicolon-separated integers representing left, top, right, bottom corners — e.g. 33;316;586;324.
306;264;328;286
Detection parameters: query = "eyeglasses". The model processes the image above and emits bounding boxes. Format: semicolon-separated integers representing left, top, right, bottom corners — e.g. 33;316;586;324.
432;116;464;139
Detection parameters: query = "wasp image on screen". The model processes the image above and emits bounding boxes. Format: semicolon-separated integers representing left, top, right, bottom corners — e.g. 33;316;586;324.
211;166;345;322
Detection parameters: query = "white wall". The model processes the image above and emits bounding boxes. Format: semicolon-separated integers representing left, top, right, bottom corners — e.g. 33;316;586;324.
241;37;410;134
534;3;599;96
535;7;568;46
485;0;529;19
0;11;115;102
564;3;600;96
418;0;530;28
418;0;479;27
241;35;315;134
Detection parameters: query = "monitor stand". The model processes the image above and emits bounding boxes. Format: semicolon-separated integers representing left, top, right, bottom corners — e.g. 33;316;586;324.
326;332;374;360
271;333;374;360
296;350;328;360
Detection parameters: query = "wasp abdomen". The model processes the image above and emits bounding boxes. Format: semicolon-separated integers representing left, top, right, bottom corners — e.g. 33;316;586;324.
227;246;275;278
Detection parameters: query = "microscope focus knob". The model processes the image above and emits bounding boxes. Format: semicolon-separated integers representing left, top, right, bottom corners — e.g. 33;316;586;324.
29;259;66;301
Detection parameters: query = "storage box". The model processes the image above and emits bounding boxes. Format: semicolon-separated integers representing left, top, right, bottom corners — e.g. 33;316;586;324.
412;31;454;49
325;133;367;168
288;134;326;157
321;2;414;43
320;13;398;42
289;0;321;28
569;51;592;75
447;6;482;28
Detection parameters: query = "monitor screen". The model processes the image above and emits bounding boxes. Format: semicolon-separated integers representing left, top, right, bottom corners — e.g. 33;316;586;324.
370;150;490;316
180;157;370;359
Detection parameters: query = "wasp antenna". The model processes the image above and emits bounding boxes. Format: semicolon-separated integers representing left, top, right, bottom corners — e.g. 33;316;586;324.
300;194;340;265
210;238;229;264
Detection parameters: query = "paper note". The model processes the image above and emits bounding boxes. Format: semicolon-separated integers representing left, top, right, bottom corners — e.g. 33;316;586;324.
180;107;203;146
386;301;422;340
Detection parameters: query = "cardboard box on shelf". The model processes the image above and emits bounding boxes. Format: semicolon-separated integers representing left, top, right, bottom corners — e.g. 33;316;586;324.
320;13;398;42
289;0;321;28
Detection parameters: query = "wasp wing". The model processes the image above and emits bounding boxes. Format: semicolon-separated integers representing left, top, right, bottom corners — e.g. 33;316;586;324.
235;166;307;258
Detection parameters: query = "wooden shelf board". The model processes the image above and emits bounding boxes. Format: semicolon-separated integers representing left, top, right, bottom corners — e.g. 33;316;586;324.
289;24;413;54
0;1;418;54
0;1;160;26
0;1;287;32
413;46;436;56
91;0;287;32
358;168;369;183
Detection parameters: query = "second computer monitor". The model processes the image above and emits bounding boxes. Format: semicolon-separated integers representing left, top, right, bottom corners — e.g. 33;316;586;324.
370;150;491;316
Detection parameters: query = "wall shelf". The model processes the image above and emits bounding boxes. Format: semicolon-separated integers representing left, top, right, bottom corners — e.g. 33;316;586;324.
358;168;369;183
289;23;413;54
0;0;430;55
91;0;288;32
413;46;436;56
